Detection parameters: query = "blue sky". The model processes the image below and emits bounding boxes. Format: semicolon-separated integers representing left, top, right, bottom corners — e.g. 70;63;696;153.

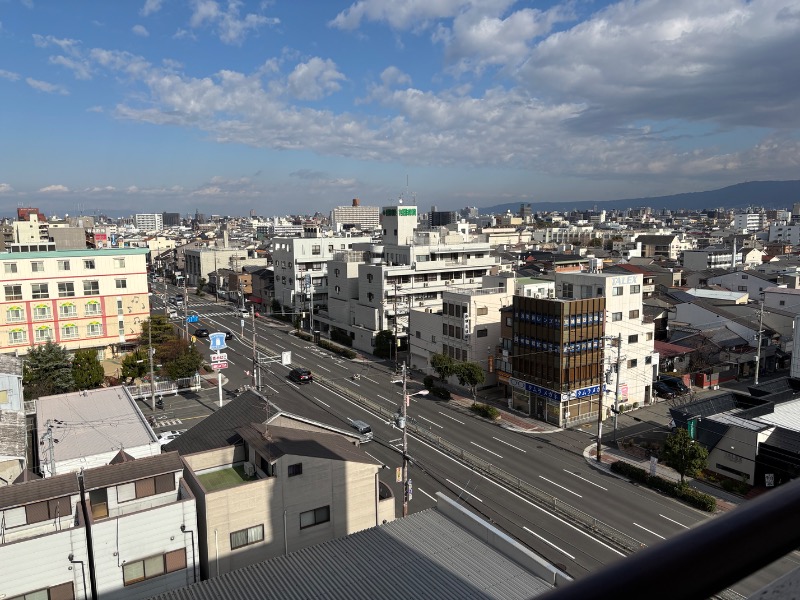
1;0;799;219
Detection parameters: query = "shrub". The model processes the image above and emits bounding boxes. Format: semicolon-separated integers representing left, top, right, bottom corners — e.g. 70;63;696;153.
610;462;716;512
469;403;500;420
296;331;313;341
610;461;649;484
431;386;451;400
423;375;434;390
676;486;717;512
633;402;639;409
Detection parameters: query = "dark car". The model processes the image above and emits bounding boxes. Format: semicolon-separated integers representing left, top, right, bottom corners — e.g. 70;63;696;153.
224;330;234;340
194;328;209;338
660;376;690;395
653;381;676;399
289;368;313;384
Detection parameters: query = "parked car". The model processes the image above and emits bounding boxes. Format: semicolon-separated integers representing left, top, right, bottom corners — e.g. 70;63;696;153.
158;430;186;446
224;330;233;340
194;328;209;338
660;376;690;395
289;368;313;384
653;381;676;400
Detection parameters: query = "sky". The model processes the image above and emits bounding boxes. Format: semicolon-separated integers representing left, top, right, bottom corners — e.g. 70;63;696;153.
1;0;799;219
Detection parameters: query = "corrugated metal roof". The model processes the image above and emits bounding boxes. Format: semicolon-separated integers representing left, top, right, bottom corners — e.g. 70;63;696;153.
755;400;800;433
83;452;183;490
149;508;554;600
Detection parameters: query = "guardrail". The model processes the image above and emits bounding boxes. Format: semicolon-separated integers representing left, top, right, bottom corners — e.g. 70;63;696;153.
319;377;645;554
126;374;201;399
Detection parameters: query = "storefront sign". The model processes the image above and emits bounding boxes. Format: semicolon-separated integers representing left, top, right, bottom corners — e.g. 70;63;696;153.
509;378;603;402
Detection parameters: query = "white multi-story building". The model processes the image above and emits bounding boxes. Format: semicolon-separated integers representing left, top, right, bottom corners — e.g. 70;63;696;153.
0;248;150;357
134;213;164;232
330;200;381;232
768;222;800;245
556;270;658;408
734;212;765;233
682;248;735;271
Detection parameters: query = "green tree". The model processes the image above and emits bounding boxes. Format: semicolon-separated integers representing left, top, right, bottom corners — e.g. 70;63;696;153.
141;315;176;346
663;427;709;485
157;338;203;379
196;277;207;296
430;353;456;382
23;341;75;400
120;349;149;383
72;348;105;390
271;298;282;315
374;330;394;359
453;361;486;403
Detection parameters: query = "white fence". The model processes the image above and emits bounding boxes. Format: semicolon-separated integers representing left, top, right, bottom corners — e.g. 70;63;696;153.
126;374;201;399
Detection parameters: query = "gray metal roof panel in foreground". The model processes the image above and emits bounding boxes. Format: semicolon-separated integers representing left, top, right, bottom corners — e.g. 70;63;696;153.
149;505;557;600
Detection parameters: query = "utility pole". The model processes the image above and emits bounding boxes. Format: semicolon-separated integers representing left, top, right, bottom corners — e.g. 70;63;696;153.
163;273;168;317
754;300;764;385
596;340;606;463
183;274;189;341
392;280;401;372
613;332;623;444
401;361;409;517
148;320;156;412
41;421;56;476
251;305;258;390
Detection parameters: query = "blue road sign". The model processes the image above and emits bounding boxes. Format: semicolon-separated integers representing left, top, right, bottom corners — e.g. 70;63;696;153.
186;315;199;323
209;332;227;351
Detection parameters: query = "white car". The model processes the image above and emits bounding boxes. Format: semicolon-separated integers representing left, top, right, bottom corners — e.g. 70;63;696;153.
157;430;186;445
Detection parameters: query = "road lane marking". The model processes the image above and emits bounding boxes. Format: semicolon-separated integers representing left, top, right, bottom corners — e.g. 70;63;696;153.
539;476;582;498
659;514;689;529
312;396;330;407
470;442;503;459
350;381;361;386
315;365;331;373
389;438;402;444
363;376;379;384
378;395;392;403
493;437;527;453
418;487;437;502
563;470;608;490
523;527;576;560
418;416;443;429
439;412;465;424
446;479;483;502
633;523;665;539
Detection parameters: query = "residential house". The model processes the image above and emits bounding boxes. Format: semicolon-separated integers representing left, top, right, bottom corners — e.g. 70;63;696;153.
0;354;25;485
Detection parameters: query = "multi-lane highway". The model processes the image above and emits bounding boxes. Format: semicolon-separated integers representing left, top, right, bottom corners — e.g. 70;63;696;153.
148;284;799;594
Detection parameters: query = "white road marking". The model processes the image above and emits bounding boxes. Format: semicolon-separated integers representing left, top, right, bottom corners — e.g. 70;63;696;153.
446;479;483;502
563;470;608;490
350;381;361;387
418;415;443;429
659;514;689;529
539;476;582;498
312;396;329;407
470;442;503;459
439;412;465;424
378;395;392;403
364;451;381;464
388;438;402;444
262;383;279;395
523;527;576;560
633;523;665;539
493;437;527;453
315;364;331;373
418;487;437;502
363;376;379;384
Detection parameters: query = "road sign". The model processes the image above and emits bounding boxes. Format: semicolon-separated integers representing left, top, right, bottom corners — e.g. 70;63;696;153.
211;362;228;370
209;332;227;351
211;353;228;362
396;467;402;483
281;351;292;366
240;319;245;328
186;315;199;323
688;417;698;439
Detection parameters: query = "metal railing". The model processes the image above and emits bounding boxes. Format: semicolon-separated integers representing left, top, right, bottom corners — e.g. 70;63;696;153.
125;374;201;399
320;377;644;553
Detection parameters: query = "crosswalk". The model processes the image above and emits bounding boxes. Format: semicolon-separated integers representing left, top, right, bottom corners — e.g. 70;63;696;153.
155;418;183;427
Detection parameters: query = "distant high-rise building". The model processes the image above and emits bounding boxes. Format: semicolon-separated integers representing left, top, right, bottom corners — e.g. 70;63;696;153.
429;206;458;228
17;207;46;222
134;213;164;231
330;199;380;232
162;212;181;226
519;203;532;222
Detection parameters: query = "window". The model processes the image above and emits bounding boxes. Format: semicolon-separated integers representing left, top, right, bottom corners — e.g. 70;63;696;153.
85;301;101;316
312;245;321;255
87;322;102;337
629;309;639;319
4;262;17;274
627;358;638;368
33;305;51;320
645;356;652;365
55;259;70;272
612;286;623;296
62;324;78;339
506;317;512;326
741;274;748;279
7;582;75;600
628;334;639;344
32;283;49;299
416;331;421;339
83;259;95;269
477;306;488;316
562;283;573;298
300;505;330;529
738;286;747;292
612;312;622;322
367;292;374;302
4;284;22;301
646;332;653;341
6;306;24;322
442;323;448;335
113;257;125;268
117;474;175;502
31;261;44;272
84;280;100;295
477;328;488;337
58;282;75;298
8;329;27;344
328;245;334;252
630;284;641;294
367;274;373;283
115;279;128;290
288;463;303;477
230;525;264;549
122;549;186;586
35;327;54;343
59;304;77;318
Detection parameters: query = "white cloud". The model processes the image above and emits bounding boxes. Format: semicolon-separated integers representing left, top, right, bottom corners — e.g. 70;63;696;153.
140;0;163;16
132;24;150;37
49;55;92;79
0;183;14;193
87;105;104;113
32;34;81;55
187;0;278;45
0;69;20;81
287;58;346;101
39;184;70;193
21;0;34;8
330;0;473;31
26;78;69;95
85;186;117;193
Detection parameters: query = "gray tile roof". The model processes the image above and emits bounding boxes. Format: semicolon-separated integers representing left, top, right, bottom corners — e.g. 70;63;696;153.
149;507;555;600
0;472;79;510
83;452;183;490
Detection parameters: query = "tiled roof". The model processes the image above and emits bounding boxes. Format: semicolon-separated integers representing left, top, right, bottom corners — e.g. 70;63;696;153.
0;472;79;510
83;451;183;490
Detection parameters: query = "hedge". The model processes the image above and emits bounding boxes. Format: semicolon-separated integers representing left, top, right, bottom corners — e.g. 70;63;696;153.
431;386;451;400
423;375;434;390
469;403;500;420
610;461;716;512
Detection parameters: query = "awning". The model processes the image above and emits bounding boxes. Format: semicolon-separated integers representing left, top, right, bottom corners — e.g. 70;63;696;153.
248;296;264;304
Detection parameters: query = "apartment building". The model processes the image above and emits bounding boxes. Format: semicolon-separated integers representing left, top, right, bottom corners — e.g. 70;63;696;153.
0;452;198;600
768;223;800;246
183;245;257;287
0;248;150;357
683;248;736;271
330;199;381;232
134;213;164;232
633;234;693;260
734;212;765;233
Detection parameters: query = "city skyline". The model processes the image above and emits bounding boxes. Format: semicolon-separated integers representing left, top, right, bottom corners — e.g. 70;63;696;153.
1;1;799;217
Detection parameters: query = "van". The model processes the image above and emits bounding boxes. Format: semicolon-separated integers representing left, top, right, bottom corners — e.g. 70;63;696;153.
350;420;373;441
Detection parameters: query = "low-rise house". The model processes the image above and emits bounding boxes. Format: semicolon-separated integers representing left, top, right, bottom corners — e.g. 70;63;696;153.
0;354;25;485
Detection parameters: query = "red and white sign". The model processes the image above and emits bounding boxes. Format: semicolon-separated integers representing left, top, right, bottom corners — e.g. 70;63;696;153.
211;353;228;362
211;362;228;370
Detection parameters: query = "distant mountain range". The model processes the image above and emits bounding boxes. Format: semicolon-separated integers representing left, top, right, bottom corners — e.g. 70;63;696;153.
480;180;800;215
